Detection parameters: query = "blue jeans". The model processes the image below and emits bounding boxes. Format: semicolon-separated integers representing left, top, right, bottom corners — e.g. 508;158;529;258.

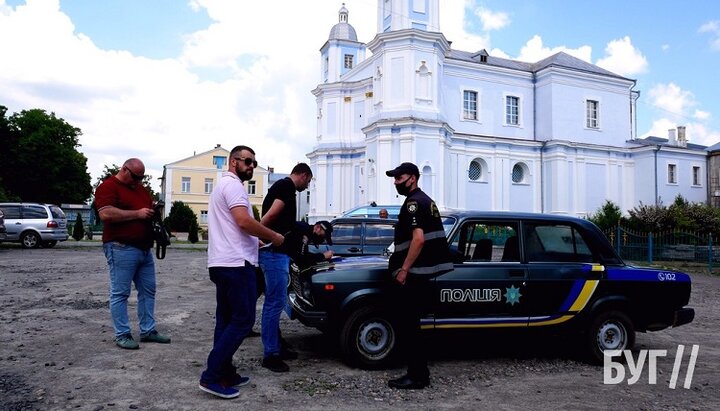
103;242;157;338
258;249;290;357
201;265;257;384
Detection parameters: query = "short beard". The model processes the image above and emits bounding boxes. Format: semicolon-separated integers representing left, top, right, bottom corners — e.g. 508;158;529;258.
236;165;254;182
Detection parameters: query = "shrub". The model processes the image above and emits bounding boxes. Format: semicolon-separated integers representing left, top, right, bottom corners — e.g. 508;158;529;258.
188;219;199;243
587;200;624;230
163;201;198;232
72;213;84;241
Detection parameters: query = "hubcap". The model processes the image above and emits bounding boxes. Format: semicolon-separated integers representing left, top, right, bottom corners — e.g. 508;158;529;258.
597;321;626;351
357;320;391;358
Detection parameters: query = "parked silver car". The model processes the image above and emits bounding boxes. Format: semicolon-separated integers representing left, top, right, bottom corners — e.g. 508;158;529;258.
0;208;6;240
0;203;69;248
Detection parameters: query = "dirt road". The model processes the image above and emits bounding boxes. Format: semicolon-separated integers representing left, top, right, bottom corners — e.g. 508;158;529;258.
1;245;718;410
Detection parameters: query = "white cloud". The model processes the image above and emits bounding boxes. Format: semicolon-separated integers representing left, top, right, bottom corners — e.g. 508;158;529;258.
699;20;720;51
694;109;710;120
648;83;696;118
595;36;648;77
473;7;509;31
643;84;718;146
515;35;592;63
661;44;670;52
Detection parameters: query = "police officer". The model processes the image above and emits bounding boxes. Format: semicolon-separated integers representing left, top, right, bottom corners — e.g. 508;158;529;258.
385;162;453;390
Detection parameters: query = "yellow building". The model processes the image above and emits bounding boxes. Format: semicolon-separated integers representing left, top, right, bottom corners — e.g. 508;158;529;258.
160;145;269;228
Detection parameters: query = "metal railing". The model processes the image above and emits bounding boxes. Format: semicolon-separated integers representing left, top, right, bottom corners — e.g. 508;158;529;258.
603;226;717;271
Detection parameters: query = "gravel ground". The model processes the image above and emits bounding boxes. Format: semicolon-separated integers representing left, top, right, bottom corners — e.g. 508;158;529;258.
0;243;718;410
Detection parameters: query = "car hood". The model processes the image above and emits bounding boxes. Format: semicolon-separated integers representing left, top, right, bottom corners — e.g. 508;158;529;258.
305;255;389;273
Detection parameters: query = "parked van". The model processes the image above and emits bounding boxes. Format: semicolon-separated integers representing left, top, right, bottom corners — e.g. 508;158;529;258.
0;203;69;248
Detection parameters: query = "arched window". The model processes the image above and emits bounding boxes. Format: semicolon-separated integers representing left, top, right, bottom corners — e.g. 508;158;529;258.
512;162;529;183
468;158;488;182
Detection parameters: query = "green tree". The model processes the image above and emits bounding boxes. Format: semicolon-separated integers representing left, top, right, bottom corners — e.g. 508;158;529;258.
72;213;85;241
252;204;261;221
163;201;198;232
0;105;92;203
188;219;199;243
587;200;624;230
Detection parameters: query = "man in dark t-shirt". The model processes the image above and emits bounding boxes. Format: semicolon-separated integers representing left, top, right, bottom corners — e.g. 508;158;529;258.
95;158;170;350
258;163;313;372
385;162;452;390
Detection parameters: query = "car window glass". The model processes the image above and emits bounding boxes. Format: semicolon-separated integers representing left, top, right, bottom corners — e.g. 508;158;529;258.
526;224;594;262
332;223;362;245
449;220;519;262
1;206;21;219
364;223;395;245
50;206;66;219
23;206;48;219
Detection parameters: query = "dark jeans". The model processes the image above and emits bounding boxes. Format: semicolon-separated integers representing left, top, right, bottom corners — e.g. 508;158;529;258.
393;275;431;380
200;264;257;384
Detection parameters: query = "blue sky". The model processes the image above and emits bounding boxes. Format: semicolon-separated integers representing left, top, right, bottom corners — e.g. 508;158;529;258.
1;0;718;189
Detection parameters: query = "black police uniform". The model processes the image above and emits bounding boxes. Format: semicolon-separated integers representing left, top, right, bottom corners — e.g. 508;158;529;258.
390;187;452;383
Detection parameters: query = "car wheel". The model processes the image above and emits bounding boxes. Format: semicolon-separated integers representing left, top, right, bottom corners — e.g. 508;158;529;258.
339;306;397;369
42;240;58;248
586;310;635;364
20;231;41;249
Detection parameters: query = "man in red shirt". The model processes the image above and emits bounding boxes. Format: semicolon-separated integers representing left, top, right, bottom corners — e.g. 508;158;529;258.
95;158;170;349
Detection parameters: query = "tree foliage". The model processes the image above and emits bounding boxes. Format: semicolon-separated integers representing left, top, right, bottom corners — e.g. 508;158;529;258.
0;106;92;203
587;200;624;230
163;201;198;232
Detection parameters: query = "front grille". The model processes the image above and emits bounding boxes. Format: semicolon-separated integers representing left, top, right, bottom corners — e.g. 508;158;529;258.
291;271;302;296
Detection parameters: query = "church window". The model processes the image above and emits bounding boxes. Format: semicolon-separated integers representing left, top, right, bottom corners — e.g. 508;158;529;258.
344;54;354;69
463;90;478;120
586;100;599;129
506;95;520;125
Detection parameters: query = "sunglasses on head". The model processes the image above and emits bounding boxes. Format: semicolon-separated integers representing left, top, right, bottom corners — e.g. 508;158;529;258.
124;166;144;181
234;157;258;168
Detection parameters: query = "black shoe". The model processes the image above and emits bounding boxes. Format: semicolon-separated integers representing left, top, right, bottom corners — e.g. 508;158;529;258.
262;355;289;372
388;375;429;390
247;329;261;337
280;347;298;360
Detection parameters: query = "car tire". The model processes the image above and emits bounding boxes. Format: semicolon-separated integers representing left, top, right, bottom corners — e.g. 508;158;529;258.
339;306;397;369
586;310;635;364
42;240;58;248
20;231;41;249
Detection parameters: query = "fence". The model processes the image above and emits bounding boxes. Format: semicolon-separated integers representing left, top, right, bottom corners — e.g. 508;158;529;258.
602;226;718;270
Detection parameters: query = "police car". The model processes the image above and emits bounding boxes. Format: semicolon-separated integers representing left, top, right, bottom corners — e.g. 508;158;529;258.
289;211;695;369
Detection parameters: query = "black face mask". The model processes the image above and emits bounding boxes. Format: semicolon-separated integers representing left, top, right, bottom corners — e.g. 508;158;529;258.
395;177;412;196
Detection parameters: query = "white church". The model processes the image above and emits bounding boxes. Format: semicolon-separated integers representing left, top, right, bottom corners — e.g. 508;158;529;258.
306;1;708;222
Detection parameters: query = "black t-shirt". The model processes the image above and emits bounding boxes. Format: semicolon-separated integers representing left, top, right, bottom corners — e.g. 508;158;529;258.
389;188;452;276
282;221;327;269
261;177;297;235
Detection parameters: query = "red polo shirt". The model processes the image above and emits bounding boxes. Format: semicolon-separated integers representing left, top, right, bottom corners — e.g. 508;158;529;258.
95;176;154;250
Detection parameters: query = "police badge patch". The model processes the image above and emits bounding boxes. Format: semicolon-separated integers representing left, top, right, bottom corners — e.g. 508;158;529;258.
407;201;418;214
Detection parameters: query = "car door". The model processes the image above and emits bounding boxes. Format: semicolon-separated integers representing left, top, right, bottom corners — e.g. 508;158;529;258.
521;221;603;327
0;205;22;240
361;221;395;255
328;221;363;256
428;219;530;330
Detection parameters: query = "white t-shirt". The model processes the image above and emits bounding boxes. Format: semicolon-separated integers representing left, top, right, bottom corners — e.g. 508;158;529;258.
207;172;258;267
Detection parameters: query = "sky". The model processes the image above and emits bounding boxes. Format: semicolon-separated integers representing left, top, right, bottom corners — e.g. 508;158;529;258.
1;0;719;192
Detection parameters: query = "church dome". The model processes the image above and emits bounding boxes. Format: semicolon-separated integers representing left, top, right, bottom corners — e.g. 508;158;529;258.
328;3;358;41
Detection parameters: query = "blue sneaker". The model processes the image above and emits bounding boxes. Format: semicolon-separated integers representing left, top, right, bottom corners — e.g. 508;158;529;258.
199;381;240;399
222;374;251;388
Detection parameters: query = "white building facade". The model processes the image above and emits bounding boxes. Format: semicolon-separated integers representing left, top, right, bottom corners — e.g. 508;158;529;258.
307;1;708;221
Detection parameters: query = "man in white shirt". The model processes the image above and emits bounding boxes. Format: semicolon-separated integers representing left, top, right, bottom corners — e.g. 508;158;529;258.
199;145;284;400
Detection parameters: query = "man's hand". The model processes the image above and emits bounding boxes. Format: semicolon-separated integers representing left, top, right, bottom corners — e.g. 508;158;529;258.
323;250;334;260
137;208;154;220
393;268;408;285
271;232;284;247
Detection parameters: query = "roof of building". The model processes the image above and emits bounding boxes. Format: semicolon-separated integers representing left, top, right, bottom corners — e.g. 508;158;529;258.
328;3;357;41
447;49;631;81
633;136;707;151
